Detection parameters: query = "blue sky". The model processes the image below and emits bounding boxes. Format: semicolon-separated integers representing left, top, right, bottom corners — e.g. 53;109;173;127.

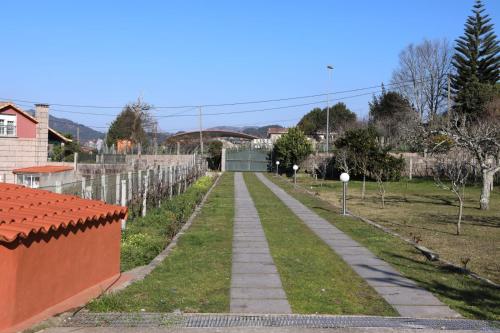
1;0;499;134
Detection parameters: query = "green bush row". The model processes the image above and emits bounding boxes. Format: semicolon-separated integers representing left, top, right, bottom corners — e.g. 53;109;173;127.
120;175;214;271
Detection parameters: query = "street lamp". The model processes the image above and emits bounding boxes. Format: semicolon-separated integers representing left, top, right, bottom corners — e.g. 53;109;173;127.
340;172;350;215
275;160;280;176
326;65;333;153
293;164;299;185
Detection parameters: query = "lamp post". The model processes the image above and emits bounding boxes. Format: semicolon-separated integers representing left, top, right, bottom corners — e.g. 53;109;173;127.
326;65;333;153
293;164;299;185
340;172;349;215
275;160;280;176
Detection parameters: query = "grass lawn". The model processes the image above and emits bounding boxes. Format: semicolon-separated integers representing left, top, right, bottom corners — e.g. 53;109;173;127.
88;172;234;313
295;176;500;284
243;173;397;315
120;176;214;271
267;174;500;321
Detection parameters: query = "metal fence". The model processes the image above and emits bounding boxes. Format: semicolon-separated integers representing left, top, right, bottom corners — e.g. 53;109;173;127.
39;158;208;222
225;148;271;172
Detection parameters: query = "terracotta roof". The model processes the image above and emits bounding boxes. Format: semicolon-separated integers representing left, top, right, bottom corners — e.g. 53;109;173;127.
267;127;288;135
0;183;127;243
12;165;74;174
0;101;38;124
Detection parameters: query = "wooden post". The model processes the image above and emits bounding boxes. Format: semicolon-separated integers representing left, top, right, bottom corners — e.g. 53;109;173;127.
121;179;127;230
142;174;148;217
115;173;121;205
158;166;163;207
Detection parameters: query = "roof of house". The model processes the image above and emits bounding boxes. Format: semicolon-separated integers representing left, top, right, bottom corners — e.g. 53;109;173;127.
267;127;288;135
0;101;39;123
0;183;127;243
12;165;74;174
0;101;72;143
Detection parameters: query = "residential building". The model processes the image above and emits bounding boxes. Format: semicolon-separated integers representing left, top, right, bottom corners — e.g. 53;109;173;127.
267;127;288;143
13;165;75;189
0;102;71;183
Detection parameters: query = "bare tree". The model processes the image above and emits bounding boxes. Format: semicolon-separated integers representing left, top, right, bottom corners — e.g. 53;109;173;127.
392;39;453;121
436;114;500;210
334;148;352;174
434;152;472;235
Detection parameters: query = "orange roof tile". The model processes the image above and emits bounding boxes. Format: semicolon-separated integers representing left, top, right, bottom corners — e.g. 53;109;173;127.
0;183;127;243
12;165;74;174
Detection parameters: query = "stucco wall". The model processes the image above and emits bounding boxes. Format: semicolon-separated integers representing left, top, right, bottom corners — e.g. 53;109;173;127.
0;219;121;331
0;108;36;138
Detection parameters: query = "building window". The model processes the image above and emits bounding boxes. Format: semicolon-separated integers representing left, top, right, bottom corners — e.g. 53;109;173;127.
18;174;40;188
0;114;16;137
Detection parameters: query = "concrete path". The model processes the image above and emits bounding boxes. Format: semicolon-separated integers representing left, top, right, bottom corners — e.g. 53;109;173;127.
230;173;291;313
256;173;459;319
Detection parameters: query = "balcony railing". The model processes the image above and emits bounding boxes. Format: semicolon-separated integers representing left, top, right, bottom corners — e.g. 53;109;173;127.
0;125;16;137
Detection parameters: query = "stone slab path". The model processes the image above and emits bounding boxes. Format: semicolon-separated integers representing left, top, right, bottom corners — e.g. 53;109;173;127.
230;173;291;314
256;173;460;319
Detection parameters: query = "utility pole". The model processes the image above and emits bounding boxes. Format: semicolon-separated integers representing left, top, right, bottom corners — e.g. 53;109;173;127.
199;106;204;155
326;65;334;153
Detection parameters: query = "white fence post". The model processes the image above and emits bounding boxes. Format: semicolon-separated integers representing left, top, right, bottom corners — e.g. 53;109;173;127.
128;171;132;202
169;166;173;199
121;179;127;230
115;173;121;205
101;174;107;202
142;174;148;217
55;181;62;194
81;177;86;198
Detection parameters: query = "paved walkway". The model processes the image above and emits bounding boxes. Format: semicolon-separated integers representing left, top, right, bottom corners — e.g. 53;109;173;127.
230;173;291;313
256;173;459;319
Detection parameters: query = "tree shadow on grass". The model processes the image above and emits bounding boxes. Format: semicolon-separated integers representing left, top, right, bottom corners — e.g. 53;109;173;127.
380;251;500;320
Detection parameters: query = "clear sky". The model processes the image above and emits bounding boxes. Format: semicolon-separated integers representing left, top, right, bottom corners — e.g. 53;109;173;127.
1;0;499;134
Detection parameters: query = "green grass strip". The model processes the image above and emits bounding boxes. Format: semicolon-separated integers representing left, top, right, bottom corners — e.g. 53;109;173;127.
266;174;500;321
88;172;234;313
243;173;396;315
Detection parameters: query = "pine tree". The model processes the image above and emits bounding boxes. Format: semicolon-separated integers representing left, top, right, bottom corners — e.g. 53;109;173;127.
452;0;500;116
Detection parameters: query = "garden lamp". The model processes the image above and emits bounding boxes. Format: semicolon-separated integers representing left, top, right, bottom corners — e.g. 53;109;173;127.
340;172;350;215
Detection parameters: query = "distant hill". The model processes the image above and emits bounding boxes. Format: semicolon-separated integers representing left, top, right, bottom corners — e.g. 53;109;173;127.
208;125;284;138
26;109;104;142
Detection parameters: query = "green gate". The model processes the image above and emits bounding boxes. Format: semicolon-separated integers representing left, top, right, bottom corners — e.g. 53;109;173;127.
225;148;271;172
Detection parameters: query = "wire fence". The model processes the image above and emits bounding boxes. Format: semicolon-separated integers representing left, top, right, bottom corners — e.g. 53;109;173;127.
39;157;208;222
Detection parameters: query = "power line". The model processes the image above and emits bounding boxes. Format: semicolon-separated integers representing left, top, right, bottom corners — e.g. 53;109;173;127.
0;77;433;110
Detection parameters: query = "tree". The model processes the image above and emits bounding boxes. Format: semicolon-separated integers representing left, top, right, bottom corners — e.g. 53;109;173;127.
206;141;223;170
451;0;500;118
369;151;405;208
437;112;499;210
107;98;154;150
297;103;357;136
434;152;472;235
369;88;417;147
51;133;81;162
392;39;453;121
273;127;313;173
335;127;379;199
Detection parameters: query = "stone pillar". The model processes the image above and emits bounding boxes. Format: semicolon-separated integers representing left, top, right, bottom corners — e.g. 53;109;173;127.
35;104;49;165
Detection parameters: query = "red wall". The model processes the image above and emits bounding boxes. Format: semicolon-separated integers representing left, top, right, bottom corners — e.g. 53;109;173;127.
0;108;36;138
0;219;121;331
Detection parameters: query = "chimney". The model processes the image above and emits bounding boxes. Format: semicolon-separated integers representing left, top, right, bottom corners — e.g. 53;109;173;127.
35;103;49;164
